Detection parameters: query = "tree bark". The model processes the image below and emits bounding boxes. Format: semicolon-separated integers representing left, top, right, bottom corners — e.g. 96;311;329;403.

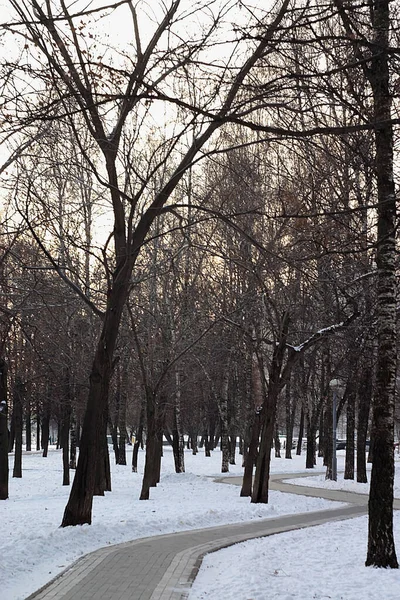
41;403;50;458
356;356;373;483
69;410;77;470
344;379;356;480
132;405;144;473
364;0;398;568
0;358;9;500
296;407;304;456
12;378;24;478
172;370;185;473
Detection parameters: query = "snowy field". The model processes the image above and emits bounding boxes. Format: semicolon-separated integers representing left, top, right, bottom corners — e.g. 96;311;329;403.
1;446;399;600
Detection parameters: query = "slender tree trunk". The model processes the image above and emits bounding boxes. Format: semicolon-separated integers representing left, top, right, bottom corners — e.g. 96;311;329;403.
0;358;9;500
13;378;24;478
306;414;317;469
344;381;356;480
132;405;144;473
229;435;236;464
219;360;231;474
296;407;304;456
25;392;31;452
172;370;185;473
35;403;40;451
8;408;15;453
41;405;50;458
241;410;261;497
140;390;158;500
70;410;77;470
285;377;294;459
117;364;128;466
274;424;281;458
357;356;373;483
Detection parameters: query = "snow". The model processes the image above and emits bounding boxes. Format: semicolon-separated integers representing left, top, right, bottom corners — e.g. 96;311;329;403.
189;451;400;600
1;447;399;600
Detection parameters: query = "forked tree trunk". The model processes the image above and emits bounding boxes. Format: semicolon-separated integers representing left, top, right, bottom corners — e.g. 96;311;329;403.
62;275;129;526
0;358;9;500
252;314;290;504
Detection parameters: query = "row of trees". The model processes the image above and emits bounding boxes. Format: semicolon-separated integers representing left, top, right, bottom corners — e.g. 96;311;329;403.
1;0;399;568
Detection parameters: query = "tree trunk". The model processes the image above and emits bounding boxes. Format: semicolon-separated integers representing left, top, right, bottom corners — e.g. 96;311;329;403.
334;0;398;570
241;410;261;497
285;377;294;459
13;378;24;478
274;424;281;458
219;359;231;474
252;314;290;504
172;370;185;473
356;357;373;483
117;364;128;466
140;390;159;500
344;380;356;480
296;407;304;456
35;402;40;451
132;406;144;473
41;406;50;458
229;435;236;464
305;415;317;469
191;432;198;455
61;270;130;526
70;410;77;470
0;358;9;500
25;392;31;452
8;408;15;453
365;0;398;569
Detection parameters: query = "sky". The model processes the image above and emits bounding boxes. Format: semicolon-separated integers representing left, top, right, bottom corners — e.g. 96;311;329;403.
1;445;400;600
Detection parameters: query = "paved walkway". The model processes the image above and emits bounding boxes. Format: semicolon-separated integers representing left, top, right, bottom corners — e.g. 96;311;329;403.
26;473;396;600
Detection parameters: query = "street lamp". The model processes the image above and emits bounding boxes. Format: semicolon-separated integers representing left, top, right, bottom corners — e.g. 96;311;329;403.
329;379;343;481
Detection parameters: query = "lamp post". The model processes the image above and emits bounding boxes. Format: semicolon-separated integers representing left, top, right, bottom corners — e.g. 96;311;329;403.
329;379;342;481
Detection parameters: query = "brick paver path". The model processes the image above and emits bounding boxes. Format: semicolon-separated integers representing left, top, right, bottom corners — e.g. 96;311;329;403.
27;473;396;600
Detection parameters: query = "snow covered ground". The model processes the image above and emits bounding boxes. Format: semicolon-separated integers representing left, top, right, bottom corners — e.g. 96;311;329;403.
189;450;400;600
1;446;399;600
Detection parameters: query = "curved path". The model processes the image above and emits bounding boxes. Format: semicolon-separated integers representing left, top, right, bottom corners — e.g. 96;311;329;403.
26;474;397;600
